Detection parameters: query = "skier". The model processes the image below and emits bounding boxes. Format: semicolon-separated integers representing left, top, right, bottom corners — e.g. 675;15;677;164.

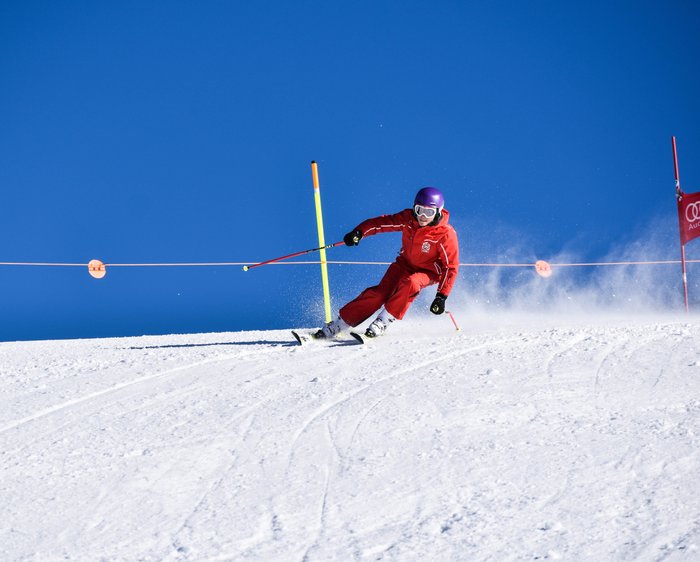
315;186;459;339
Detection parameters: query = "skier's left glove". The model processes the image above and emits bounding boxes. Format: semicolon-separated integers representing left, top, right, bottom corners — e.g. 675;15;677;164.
430;293;447;315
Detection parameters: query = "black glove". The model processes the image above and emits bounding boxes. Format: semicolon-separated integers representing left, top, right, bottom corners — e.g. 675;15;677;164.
344;228;363;246
430;293;447;315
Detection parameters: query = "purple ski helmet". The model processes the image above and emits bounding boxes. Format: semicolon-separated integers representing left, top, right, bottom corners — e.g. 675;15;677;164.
414;187;444;210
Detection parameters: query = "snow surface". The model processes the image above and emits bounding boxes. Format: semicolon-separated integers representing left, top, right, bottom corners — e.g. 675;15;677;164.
1;313;699;561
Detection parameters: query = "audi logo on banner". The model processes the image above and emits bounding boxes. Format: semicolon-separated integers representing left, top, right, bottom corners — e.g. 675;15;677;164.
680;193;700;245
685;201;700;222
686;202;700;224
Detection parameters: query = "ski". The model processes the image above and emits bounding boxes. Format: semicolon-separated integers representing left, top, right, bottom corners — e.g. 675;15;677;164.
349;331;366;344
291;330;317;345
292;330;366;346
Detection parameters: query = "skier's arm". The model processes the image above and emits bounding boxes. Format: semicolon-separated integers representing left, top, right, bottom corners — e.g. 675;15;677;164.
354;209;413;238
436;227;460;297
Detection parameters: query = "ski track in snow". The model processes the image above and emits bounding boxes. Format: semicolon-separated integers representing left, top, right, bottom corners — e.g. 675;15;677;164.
0;316;699;561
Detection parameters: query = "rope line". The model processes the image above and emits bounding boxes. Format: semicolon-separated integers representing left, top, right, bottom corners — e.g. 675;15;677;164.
0;262;87;267
1;259;699;268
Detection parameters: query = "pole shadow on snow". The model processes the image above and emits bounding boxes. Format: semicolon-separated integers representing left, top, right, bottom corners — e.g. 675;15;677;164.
127;340;297;350
326;340;362;347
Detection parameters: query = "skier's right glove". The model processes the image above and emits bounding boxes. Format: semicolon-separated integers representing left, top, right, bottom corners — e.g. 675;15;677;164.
344;229;363;246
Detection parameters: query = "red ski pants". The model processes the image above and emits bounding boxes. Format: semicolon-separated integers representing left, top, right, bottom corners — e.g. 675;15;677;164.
339;262;438;326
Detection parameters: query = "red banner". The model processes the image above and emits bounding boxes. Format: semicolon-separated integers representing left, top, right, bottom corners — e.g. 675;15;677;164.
678;190;700;246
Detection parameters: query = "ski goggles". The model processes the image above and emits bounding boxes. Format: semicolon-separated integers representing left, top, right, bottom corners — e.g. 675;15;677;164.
414;204;439;218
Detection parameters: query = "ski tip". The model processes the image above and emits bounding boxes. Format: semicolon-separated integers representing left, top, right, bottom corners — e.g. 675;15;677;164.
350;331;365;344
292;330;320;345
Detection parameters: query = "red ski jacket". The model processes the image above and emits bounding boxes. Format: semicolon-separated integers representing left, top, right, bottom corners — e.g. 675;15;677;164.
355;208;460;297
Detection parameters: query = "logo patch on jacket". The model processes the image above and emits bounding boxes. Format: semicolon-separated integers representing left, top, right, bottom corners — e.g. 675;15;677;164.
421;241;431;253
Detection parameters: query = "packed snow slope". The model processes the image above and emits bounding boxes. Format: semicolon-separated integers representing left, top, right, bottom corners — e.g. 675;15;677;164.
1;313;699;561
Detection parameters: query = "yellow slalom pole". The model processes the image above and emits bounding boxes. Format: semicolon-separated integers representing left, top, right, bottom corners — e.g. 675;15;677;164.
311;161;333;323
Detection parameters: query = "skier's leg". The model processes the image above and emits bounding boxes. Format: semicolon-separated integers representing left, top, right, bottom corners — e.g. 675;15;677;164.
364;272;435;338
365;307;397;338
314;316;350;339
339;262;404;326
384;271;436;320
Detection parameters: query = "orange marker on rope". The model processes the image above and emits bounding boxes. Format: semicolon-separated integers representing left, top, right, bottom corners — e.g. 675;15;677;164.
535;260;552;278
88;259;106;279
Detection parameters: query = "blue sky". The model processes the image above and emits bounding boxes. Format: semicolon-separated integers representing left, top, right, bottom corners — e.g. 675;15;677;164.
1;0;699;341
